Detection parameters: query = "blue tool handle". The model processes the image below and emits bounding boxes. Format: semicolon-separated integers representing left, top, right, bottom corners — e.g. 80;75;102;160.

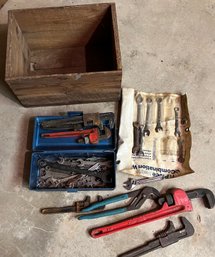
81;194;129;212
78;207;127;220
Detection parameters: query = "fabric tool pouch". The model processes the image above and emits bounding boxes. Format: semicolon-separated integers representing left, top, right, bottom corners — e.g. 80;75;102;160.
29;112;116;192
117;88;194;178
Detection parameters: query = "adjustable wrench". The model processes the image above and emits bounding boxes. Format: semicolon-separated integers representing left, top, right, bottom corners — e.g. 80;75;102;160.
123;176;164;190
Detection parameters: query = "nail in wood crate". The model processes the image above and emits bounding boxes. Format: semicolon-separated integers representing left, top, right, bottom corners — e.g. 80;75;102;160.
5;3;122;107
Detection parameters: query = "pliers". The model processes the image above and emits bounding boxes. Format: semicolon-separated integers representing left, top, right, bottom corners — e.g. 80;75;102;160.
78;186;160;220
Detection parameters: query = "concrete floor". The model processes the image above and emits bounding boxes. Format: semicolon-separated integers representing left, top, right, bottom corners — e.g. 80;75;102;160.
0;0;215;256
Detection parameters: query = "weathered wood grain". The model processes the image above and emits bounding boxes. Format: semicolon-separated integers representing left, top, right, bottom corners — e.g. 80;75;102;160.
5;3;122;106
7;70;122;106
0;0;8;9
30;47;86;74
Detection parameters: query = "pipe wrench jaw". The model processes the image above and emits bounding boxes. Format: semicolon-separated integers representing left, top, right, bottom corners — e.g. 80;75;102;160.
160;188;193;211
158;188;215;209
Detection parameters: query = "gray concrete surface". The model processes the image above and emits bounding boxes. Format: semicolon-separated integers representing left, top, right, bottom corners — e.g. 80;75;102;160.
0;0;214;256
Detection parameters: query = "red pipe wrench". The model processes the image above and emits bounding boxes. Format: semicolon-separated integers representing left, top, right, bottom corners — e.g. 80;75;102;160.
41;126;111;144
90;189;193;238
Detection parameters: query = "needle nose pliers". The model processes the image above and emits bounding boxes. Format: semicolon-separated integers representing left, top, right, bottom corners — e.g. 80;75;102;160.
78;186;160;220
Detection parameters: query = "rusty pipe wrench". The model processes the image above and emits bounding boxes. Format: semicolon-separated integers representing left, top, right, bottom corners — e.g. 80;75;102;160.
41;112;115;130
118;217;194;257
41;126;111;144
89;188;214;238
40;196;105;214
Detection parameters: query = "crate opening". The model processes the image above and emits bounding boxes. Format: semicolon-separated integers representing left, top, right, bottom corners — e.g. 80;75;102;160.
9;5;118;78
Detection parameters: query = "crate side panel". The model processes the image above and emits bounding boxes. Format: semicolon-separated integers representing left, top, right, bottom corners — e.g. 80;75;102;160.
29;47;86;75
12;4;111;50
5;12;30;78
110;4;122;70
7;71;122;106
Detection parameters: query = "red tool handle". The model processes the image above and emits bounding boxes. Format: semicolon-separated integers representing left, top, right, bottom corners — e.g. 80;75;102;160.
41;128;99;144
90;189;193;238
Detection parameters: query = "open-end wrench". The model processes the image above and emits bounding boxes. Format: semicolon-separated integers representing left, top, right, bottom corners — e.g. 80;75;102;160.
123;176;164;190
155;98;163;132
174;107;181;137
132;122;140;154
132;94;144;155
143;98;152;137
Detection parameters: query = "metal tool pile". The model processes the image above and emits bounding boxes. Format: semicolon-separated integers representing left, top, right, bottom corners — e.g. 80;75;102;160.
37;156;113;189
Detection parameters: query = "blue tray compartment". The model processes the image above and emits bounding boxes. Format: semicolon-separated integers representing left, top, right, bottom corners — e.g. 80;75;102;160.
32;112;116;151
29;150;116;192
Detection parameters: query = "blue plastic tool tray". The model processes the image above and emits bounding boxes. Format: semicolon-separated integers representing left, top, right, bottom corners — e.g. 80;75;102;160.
29;112;116;192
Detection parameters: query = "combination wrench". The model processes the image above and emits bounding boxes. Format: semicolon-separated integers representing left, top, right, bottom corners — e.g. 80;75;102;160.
143;98;152;136
132;94;144;155
155;98;163;132
174;107;181;137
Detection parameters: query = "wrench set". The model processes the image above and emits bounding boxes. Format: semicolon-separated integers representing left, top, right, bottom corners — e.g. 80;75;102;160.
29;112;116;191
37;156;113;189
132;94;187;157
127;92;193;181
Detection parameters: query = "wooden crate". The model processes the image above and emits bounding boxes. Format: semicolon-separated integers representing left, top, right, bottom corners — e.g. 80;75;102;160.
5;3;122;107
